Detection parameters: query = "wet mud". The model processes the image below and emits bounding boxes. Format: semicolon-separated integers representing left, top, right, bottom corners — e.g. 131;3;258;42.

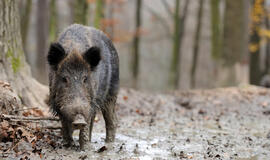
3;86;270;159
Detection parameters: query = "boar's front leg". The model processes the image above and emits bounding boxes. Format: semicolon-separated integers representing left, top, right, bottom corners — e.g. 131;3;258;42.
101;101;117;142
79;125;89;150
61;119;74;147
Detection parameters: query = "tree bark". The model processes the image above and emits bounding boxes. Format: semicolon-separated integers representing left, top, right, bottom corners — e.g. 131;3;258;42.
223;0;246;65
190;0;204;88
36;0;49;84
250;0;265;85
94;0;104;29
0;0;48;109
263;4;270;76
20;0;32;53
73;0;88;25
145;5;171;38
131;0;142;88
49;0;58;42
169;0;180;89
161;0;173;17
265;16;270;75
169;0;189;89
210;0;221;60
249;30;261;84
106;1;114;39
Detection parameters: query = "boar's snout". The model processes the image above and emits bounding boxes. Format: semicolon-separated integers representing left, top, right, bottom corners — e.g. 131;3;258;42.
72;114;87;129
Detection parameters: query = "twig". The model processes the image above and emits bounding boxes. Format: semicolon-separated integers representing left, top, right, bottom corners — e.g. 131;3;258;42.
4;119;49;123
14;107;39;112
161;0;173;18
1;114;59;121
0;152;12;158
4;139;24;153
43;126;62;130
145;5;172;37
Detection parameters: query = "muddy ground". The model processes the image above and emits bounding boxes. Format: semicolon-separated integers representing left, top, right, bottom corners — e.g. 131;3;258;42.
2;85;270;159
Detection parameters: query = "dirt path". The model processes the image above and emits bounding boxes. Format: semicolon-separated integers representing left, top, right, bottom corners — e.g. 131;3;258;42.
3;86;270;159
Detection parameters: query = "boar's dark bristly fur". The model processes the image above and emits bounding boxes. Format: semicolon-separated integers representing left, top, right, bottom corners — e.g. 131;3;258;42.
47;24;119;150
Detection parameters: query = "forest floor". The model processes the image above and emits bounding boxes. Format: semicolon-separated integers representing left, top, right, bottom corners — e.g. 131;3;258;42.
1;85;270;159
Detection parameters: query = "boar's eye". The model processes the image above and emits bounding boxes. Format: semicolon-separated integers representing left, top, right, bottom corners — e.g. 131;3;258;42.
83;76;88;83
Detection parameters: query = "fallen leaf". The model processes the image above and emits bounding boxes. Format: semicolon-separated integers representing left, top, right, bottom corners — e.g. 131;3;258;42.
204;116;210;120
94;116;99;122
0;130;8;139
79;155;88;160
198;109;206;115
188;155;193;159
263;110;270;115
261;101;268;107
123;96;128;101
97;146;107;153
7;127;14;133
32;109;44;117
0;120;9;130
22;112;30;117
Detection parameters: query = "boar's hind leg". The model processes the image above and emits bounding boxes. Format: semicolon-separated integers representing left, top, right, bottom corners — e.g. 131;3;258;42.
61;120;74;147
89;111;96;142
101;100;117;142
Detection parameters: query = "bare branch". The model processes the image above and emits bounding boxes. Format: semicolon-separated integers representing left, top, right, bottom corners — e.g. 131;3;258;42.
180;0;190;23
1;114;59;121
145;5;172;37
161;0;173;18
43;126;62;130
179;0;190;39
14;107;39;112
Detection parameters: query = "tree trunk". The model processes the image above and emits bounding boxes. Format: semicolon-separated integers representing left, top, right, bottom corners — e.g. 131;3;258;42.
210;0;221;59
250;0;265;85
36;0;49;84
265;16;270;74
190;0;204;88
0;0;48;109
94;0;104;29
169;0;189;89
222;0;249;86
145;5;171;38
169;0;180;89
131;0;142;88
106;1;114;39
223;0;246;65
20;0;32;53
73;0;88;25
49;0;58;42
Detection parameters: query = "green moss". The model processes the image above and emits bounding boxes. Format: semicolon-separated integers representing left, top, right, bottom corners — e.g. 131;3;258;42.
6;48;21;73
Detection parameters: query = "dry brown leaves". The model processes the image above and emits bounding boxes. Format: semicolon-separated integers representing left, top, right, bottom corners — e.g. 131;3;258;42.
22;108;44;117
0;108;61;159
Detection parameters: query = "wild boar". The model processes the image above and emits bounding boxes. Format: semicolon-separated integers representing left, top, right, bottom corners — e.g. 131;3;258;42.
47;24;119;150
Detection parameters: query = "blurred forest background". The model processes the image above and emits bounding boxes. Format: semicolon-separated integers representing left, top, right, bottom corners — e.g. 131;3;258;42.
19;0;270;91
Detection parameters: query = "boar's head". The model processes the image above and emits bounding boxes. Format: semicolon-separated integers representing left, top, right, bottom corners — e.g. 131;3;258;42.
47;43;101;128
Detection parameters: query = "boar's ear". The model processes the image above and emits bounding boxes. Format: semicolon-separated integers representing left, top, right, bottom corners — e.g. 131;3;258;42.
83;46;101;71
47;43;66;70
